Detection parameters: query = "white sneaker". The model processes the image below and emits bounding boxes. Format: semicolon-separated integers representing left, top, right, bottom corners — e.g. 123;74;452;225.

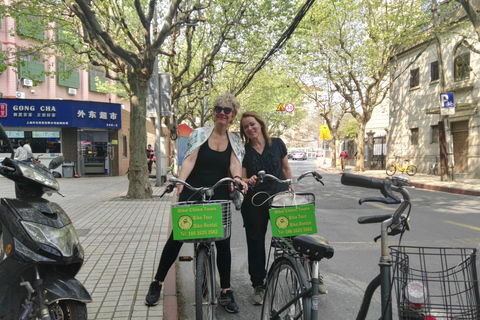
252;286;265;305
319;276;327;294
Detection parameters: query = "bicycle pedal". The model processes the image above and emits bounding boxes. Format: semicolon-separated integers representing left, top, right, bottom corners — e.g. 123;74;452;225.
179;256;193;261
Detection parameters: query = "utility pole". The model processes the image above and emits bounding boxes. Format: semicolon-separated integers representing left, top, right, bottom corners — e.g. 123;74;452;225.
432;0;454;181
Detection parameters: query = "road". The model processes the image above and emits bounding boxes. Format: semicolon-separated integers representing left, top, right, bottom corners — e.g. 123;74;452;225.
177;158;480;320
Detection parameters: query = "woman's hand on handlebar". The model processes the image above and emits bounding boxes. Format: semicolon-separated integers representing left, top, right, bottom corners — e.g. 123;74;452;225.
176;182;184;195
232;177;248;193
248;175;257;186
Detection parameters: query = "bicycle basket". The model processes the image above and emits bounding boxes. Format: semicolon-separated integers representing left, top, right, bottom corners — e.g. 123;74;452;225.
390;246;480;320
171;200;232;243
268;193;317;237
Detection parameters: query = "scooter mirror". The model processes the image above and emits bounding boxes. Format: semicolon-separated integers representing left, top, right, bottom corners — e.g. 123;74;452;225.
0;123;14;159
49;156;64;170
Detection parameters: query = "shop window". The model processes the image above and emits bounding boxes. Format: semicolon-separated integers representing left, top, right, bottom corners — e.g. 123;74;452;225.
430;61;439;82
6;130;61;153
410;128;419;146
122;135;127;158
431;125;439;144
57;60;80;88
454;42;470;82
410;68;419;88
20;53;45;82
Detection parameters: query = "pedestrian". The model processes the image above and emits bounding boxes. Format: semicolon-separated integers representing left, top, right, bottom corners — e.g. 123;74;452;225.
14;140;28;161
146;144;154;174
238;111;328;306
23;139;34;162
340;149;348;172
145;92;248;313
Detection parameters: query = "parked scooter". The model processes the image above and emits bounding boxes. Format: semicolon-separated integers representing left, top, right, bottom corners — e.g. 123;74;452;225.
0;124;91;319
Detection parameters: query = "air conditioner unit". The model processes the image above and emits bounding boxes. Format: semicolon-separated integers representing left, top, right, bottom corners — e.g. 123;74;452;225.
22;79;33;87
16;92;25;99
67;88;77;95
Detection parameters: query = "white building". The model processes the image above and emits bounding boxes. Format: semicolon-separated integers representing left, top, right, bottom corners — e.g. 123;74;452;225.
388;1;480;178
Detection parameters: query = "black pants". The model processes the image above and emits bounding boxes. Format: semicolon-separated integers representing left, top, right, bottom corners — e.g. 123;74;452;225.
147;160;153;173
154;232;232;289
241;202;269;288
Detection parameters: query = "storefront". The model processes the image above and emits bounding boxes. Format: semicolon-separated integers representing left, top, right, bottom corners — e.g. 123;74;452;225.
0;99;122;176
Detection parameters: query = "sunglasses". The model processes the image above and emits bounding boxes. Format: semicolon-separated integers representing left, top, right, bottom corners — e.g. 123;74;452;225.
214;106;233;115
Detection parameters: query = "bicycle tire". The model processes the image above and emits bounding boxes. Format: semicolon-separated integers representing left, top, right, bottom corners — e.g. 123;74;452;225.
195;247;214;320
386;165;396;176
406;164;417;176
261;257;311;320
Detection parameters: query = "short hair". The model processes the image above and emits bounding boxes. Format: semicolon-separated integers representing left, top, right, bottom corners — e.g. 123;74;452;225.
240;111;272;146
213;92;240;120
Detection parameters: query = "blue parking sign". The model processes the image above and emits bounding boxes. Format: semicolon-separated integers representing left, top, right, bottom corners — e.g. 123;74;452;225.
440;92;455;115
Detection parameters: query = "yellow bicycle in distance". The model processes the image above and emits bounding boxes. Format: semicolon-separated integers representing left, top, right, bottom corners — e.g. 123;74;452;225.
386;159;417;176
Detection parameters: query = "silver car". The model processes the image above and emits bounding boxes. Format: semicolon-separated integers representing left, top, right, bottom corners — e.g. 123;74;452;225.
291;150;307;160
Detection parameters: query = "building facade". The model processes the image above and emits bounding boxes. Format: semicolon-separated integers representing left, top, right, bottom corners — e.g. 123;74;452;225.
0;9;166;177
388;3;480;179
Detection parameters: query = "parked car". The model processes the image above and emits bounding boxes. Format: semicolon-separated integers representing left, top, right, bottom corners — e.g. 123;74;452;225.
291;150;307;160
316;150;324;158
287;151;293;159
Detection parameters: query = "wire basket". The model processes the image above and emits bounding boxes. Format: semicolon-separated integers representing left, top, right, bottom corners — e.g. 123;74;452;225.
171;200;232;243
390;246;480;320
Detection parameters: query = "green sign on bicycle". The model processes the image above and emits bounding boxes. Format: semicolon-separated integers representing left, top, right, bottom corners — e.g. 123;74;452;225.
172;204;223;240
269;204;317;237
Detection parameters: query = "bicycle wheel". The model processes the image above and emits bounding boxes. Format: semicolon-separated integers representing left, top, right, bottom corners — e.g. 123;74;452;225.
406;164;417;176
261;257;311;320
195;246;214;320
386;165;396;176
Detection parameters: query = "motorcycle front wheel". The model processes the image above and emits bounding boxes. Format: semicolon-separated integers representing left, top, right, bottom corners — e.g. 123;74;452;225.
49;300;88;320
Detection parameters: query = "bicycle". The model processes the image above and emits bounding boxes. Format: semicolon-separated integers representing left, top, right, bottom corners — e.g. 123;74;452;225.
386;159;417;176
427;156;439;176
340;173;479;320
262;172;479;320
253;170;335;320
160;176;242;320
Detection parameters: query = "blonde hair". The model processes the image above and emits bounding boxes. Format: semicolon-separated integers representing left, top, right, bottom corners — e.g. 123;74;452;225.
240;111;272;146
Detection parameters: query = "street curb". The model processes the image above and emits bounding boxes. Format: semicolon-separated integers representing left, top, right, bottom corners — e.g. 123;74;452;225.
408;182;480;197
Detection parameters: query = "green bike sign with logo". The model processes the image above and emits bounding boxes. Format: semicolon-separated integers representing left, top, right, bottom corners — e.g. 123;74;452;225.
269;204;317;237
172;204;223;240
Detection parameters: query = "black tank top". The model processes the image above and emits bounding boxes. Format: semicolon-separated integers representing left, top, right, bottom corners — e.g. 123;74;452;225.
179;140;232;202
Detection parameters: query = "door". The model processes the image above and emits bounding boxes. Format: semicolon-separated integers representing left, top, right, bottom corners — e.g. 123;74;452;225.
452;121;468;173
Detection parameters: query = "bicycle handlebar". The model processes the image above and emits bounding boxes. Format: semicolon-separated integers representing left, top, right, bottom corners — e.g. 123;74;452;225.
160;176;243;198
341;173;412;241
256;170;324;186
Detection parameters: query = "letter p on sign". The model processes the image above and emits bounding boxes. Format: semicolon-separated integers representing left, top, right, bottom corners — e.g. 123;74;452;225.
440;92;455;115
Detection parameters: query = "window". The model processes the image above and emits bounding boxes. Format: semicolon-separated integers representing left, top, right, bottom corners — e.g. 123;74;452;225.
20;53;45;82
431;61;439;82
454;42;470;81
57;60;80;88
122;135;127;158
431;125;439;143
89;69;108;93
410;68;419;88
17;15;45;40
410;128;419;145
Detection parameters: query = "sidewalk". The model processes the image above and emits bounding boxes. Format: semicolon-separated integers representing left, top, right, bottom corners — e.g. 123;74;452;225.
0;175;176;320
315;158;480;197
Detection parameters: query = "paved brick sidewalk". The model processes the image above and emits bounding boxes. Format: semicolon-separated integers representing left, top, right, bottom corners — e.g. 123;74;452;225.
0;175;174;320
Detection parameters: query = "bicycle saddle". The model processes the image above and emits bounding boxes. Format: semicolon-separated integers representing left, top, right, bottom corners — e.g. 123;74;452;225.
293;234;334;261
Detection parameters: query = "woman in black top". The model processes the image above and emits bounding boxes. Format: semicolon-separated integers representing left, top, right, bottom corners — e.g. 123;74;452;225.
239;111;293;305
145;92;247;314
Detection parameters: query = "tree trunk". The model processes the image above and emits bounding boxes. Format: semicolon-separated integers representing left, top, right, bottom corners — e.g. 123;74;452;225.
331;138;338;168
126;75;153;199
356;122;366;172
